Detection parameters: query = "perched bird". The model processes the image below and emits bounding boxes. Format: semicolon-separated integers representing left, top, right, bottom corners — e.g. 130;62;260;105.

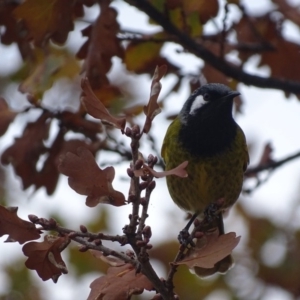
161;83;249;276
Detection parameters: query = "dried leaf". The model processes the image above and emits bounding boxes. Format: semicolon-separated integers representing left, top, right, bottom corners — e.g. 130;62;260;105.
0;206;40;244
0;97;17;137
18;47;80;102
134;161;188;178
23;235;70;282
89;250;126;267
59;111;102;139
0;2;32;59
142;65;167;133
87;263;153;300
81;77;126;131
77;4;123;88
124;41;163;73
176;232;240;269
58;146;126;207
273;0;300;27
13;0;74;46
182;0;219;24
1;112;50;190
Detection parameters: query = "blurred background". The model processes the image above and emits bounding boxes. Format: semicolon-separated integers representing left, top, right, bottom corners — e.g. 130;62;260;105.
1;0;300;299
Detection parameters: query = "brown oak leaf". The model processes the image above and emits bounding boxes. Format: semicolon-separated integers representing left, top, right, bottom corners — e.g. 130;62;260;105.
13;0;74;46
23;235;70;283
77;3;123;85
142;65;167;134
0;206;40;244
81;77;126;130
176;232;240;269
58;146;126;207
0;97;17;137
89;250;126;267
18;47;80;102
87;262;153;300
1;112;50;190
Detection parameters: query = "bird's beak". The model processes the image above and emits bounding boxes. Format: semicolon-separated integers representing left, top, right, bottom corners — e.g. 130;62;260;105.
226;91;240;99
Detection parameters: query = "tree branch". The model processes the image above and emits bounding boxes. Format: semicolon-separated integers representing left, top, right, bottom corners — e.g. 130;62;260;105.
245;150;300;176
125;0;300;94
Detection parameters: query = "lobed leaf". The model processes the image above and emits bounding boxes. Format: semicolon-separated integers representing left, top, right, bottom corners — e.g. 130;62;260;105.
0;206;41;244
81;78;126;131
176;232;240;269
87;262;153;300
23;235;70;282
0;97;17;137
142;65;167;133
13;0;74;46
58;146;126;207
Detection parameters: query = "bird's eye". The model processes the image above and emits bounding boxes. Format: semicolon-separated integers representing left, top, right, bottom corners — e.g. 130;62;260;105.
203;93;210;101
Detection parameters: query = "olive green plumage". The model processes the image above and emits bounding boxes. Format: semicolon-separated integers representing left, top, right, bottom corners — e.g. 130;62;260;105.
161;83;249;277
161;83;249;215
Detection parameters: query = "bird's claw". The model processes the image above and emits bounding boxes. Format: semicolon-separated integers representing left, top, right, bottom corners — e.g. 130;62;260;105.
178;228;195;247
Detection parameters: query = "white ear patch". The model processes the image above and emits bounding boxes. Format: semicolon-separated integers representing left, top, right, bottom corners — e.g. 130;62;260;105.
189;95;206;115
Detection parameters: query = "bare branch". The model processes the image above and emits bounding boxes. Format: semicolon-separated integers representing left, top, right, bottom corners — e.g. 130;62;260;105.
245;150;300;176
125;0;300;94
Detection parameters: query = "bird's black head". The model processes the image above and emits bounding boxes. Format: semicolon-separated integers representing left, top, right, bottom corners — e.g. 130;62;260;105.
178;83;240;157
180;83;240;123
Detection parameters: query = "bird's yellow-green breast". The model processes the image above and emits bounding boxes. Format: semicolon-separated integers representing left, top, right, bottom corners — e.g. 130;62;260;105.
161;83;249;215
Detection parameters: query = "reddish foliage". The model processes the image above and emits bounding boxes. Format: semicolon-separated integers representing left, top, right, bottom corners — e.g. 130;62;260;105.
87;261;153;300
13;0;75;46
58;146;126;207
1;112;50;190
23;235;70;283
0;97;17;137
176;231;240;269
81;78;126;130
77;1;124;105
142;65;167;133
0;206;41;244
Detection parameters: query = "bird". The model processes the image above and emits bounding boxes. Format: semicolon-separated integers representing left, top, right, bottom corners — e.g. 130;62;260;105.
161;83;249;276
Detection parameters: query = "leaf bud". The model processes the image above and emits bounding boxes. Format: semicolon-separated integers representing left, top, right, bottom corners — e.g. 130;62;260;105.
94;239;102;246
148;154;155;163
124;127;132;137
28;214;39;223
140;197;147;206
134;159;143;170
131;124;140;137
79;245;89;252
127;168;134;177
142;226;152;239
139;181;148;190
148;180;156;191
80;225;88;233
146;244;153;250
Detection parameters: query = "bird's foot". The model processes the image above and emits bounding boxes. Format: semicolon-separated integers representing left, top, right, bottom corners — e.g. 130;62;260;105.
204;198;224;223
178;228;195;247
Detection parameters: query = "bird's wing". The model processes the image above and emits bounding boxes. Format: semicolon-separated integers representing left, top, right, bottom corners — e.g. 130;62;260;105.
238;125;250;172
161;118;180;165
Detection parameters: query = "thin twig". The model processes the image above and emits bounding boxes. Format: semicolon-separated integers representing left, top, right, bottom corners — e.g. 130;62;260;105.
220;3;229;58
125;0;300;94
245;150;300;176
